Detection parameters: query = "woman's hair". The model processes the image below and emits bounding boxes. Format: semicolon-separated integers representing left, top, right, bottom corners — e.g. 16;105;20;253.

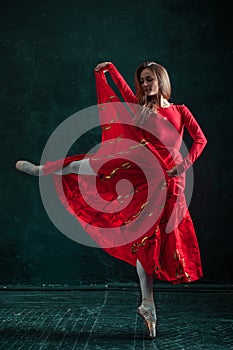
134;61;171;109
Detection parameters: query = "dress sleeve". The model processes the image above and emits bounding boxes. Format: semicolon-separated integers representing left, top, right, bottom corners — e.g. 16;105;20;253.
104;63;138;104
177;104;207;173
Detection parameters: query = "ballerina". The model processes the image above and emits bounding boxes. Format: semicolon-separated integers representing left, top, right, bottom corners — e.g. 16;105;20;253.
16;61;207;338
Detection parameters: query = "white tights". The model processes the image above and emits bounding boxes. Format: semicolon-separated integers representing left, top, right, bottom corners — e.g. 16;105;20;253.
52;158;97;176
136;259;155;305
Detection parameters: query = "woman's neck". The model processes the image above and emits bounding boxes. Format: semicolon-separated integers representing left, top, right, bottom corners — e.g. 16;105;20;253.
143;95;170;108
160;96;170;108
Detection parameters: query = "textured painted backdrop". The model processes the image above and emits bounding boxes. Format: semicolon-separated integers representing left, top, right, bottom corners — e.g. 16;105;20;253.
1;0;232;285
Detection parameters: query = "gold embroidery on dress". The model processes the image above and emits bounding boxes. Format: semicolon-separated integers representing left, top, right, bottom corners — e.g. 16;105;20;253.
129;138;149;150
174;251;191;282
117;187;138;204
148;204;165;217
174;249;181;260
130;224;158;254
154;256;162;271
159;181;167;190
131;236;149;253
117;194;123;200
130;145;139;149
184;272;191;282
108;135;123;144
140;139;149;146
101;119;116;130
103;161;132;180
121;162;131;169
108;95;117;101
104;167;120;179
124;201;148;224
117;150;130;155
102;125;112;130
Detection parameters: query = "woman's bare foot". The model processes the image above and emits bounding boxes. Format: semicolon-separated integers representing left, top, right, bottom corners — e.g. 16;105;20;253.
15;161;43;176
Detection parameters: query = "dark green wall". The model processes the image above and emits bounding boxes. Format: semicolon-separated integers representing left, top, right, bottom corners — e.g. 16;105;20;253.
1;0;232;285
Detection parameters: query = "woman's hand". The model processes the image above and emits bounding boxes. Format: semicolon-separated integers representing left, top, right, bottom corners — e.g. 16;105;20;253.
166;163;185;177
94;62;112;72
166;166;179;177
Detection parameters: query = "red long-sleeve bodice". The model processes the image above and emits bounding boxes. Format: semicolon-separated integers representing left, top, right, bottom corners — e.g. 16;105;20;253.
103;63;207;173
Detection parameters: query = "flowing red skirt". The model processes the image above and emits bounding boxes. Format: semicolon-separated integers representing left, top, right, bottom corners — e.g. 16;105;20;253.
43;133;203;285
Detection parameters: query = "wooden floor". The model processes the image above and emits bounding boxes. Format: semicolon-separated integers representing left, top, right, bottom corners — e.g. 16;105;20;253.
0;285;232;349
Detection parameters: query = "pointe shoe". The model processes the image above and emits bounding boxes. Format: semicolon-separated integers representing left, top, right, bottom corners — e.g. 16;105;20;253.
15;160;42;176
138;303;157;338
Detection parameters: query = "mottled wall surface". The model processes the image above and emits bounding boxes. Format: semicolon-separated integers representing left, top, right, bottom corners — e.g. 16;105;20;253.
1;0;232;285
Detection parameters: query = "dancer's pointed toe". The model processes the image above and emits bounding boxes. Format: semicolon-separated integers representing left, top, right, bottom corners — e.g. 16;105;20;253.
15;160;41;176
138;304;157;338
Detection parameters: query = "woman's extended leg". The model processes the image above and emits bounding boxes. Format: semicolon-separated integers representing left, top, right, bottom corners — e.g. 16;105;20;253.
136;259;157;338
15;159;96;176
53;159;96;175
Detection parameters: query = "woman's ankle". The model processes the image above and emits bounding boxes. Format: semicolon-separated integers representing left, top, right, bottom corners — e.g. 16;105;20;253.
37;165;44;176
142;297;155;307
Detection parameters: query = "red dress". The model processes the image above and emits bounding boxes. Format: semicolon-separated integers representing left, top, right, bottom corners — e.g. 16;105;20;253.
43;64;207;284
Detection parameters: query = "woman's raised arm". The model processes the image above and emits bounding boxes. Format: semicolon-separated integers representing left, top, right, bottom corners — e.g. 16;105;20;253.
95;62;137;104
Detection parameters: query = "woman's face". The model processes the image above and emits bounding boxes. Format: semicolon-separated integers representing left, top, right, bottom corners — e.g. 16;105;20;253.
139;68;158;96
